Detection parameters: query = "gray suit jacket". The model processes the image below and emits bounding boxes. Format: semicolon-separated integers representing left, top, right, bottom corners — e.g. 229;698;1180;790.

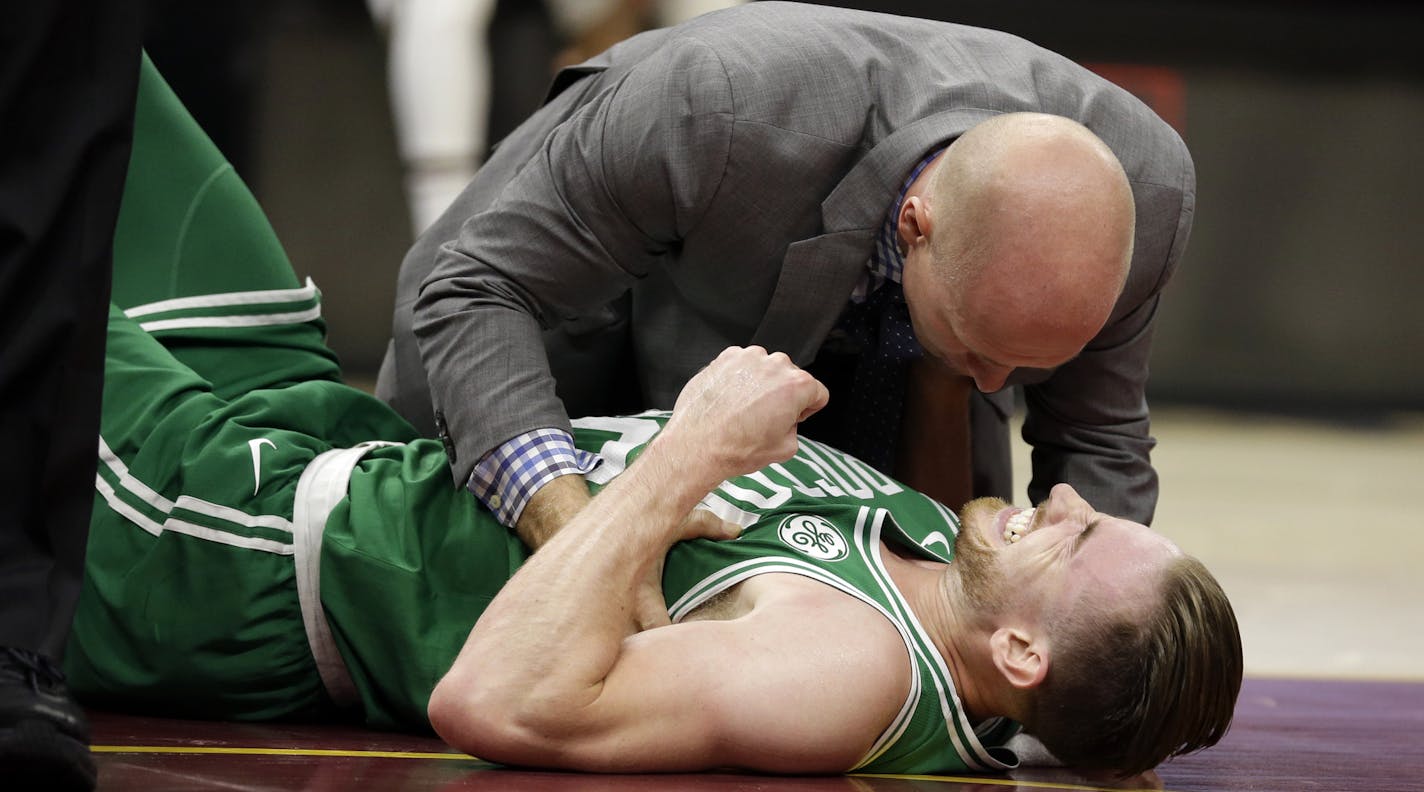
376;2;1194;523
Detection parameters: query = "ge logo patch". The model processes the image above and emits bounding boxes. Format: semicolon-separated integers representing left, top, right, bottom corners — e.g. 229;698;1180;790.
777;514;848;562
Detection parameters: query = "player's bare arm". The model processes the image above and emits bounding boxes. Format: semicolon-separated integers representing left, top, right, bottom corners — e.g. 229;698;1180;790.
514;474;672;632
428;348;924;771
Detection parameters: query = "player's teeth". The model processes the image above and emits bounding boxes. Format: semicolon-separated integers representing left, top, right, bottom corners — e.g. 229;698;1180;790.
1002;508;1036;544
1011;509;1036;532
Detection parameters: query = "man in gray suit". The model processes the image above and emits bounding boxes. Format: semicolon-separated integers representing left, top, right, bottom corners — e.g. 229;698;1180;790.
377;2;1194;554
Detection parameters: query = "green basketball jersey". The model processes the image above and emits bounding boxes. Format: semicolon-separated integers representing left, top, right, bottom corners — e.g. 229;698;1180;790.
573;413;1019;775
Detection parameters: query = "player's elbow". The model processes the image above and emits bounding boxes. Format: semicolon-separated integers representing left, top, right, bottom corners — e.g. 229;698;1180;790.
429;671;519;760
427;671;574;766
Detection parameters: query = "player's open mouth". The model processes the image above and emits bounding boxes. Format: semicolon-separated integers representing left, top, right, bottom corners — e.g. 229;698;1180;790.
1003;508;1037;544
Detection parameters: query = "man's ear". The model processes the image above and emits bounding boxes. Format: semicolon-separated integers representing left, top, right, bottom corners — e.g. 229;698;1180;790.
897;195;933;254
989;627;1048;690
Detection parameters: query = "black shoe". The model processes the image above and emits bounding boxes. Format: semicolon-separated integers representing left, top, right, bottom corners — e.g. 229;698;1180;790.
0;647;97;792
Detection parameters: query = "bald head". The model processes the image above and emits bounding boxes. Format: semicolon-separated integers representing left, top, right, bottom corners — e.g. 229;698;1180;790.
921;113;1135;369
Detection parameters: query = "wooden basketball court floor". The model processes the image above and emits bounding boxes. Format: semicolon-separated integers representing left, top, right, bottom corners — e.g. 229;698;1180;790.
88;676;1424;792
87;408;1424;790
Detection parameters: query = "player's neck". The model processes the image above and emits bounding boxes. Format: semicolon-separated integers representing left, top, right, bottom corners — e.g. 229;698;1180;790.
882;548;995;721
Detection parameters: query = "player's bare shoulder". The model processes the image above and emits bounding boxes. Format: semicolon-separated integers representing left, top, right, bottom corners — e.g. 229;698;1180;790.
674;571;913;769
685;573;911;692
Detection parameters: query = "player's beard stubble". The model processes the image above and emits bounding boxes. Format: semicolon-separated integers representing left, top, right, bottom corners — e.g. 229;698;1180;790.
952;497;1016;614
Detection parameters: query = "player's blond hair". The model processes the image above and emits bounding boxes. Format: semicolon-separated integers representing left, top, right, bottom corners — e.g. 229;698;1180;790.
1024;554;1243;775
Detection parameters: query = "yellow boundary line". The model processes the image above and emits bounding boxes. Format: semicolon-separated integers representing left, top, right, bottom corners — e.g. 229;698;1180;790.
91;746;1168;792
91;745;481;761
854;772;1167;791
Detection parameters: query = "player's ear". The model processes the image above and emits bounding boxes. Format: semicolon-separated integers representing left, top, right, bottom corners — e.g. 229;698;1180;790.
989;627;1047;690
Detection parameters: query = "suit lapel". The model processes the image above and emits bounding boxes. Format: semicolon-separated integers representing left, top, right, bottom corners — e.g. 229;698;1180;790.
750;230;873;363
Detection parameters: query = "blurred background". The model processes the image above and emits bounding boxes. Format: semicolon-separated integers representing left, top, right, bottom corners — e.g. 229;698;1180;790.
140;0;1423;679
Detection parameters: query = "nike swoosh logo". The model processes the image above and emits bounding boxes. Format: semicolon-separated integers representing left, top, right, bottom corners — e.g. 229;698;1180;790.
248;438;277;495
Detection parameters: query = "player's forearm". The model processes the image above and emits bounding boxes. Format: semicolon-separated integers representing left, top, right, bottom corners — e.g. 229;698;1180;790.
430;431;716;750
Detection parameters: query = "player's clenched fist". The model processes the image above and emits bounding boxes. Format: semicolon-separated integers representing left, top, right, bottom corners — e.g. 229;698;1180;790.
662;346;829;489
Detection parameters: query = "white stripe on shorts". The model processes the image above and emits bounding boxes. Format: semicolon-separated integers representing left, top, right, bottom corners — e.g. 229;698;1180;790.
124;278;319;317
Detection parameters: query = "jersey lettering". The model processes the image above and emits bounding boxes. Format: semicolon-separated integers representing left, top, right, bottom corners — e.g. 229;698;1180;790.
571;414;903;510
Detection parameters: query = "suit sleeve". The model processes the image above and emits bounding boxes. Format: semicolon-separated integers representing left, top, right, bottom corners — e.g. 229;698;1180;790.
1021;157;1197;526
411;40;735;484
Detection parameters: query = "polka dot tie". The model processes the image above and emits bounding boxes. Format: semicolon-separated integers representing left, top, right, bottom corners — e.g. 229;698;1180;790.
841;282;923;473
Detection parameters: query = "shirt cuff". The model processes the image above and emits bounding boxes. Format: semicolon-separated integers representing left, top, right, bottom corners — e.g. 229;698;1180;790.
467;428;601;528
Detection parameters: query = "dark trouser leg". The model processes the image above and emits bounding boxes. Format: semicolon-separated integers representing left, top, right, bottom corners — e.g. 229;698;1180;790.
0;3;144;790
0;0;143;658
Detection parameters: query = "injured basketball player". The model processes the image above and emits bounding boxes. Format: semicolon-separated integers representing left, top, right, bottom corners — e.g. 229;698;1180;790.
83;306;1240;779
426;347;1242;777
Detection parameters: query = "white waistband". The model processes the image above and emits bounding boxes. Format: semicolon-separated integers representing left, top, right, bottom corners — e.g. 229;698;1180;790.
291;440;401;708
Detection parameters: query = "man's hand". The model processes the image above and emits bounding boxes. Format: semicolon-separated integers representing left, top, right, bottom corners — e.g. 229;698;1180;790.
659;346;829;490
